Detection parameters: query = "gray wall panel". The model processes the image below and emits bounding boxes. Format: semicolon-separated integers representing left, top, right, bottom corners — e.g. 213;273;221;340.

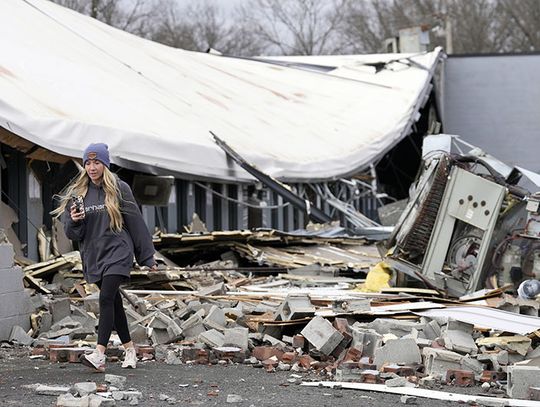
443;55;540;172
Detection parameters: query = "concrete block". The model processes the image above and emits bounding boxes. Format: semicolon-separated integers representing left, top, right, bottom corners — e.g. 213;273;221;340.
0;267;24;294
460;355;485;376
149;312;171;329
129;324;149;345
89;394;116;406
301;316;343;355
83;293;100;315
181;313;206;339
442;320;477;355
332;298;370;313
72;382;97;396
50;316;81;331
8;325;33;345
36;384;71;395
50;298;71;324
198;329;225;348
365;319;427;338
275;294;315;321
423;347;463;379
507;365;540;399
0;291;33;318
350;327;382;358
203;306;226;330
0;243;14;269
263;334;286;347
36;311;53;335
373;338;422;369
105;374;127;390
150;328;170;345
0;314;30;340
223;327;249;351
166;321;183;342
56;394;89;407
421;319;441;341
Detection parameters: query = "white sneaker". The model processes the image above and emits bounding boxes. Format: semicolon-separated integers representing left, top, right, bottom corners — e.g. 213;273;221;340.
81;350;106;372
122;347;137;369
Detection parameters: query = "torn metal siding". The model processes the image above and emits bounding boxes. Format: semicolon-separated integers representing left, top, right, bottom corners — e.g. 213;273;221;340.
0;0;441;182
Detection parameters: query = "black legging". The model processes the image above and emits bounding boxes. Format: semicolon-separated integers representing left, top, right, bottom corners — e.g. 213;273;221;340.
96;275;131;347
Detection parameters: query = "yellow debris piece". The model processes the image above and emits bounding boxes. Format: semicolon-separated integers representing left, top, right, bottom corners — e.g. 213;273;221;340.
354;261;392;292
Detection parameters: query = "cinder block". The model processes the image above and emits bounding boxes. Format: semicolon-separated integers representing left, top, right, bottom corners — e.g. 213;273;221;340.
223;327;249;351
0;243;14;269
423;347;463;379
442;320;477;355
365;318;427;338
150;328;170;345
301;316;343;355
83;293;100;315
275;294;315;321
507;365;540;399
49;298;71;324
0;291;33;318
0;267;24;294
8;325;34;345
199;329;225;348
129;324;149;345
203;306;226;330
181;313;206;339
0;314;31;341
373;338;422;369
351;327;382;358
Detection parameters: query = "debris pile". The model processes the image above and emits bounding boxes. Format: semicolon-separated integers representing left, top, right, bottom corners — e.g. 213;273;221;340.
2;222;540;403
12;270;540;404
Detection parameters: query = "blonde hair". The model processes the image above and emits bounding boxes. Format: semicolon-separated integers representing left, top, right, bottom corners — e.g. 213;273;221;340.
52;166;124;233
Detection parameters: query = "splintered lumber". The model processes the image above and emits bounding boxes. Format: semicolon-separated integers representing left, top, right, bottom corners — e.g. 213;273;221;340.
23;251;81;278
24;275;51;294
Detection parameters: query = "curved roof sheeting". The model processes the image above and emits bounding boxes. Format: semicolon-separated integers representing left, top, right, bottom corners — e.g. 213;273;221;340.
0;0;442;181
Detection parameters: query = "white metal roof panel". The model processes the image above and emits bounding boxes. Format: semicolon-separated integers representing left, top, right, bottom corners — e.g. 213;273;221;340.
0;0;442;181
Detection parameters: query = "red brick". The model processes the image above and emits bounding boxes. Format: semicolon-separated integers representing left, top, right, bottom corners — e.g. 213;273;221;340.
339;347;362;364
213;348;246;363
280;351;297;364
181;348;209;364
382;364;415;377
251;346;284;362
49;348;69;363
292;335;305;349
360;371;381;384
446;369;475;387
297;355;316;369
31;347;48;357
262;358;278;372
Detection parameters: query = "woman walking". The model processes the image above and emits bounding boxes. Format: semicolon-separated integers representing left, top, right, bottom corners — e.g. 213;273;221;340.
53;143;156;371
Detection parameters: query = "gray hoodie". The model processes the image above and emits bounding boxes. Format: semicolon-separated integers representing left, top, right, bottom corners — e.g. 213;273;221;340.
64;179;155;283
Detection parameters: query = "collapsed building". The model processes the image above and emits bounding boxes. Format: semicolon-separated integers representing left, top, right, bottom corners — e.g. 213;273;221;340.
0;0;441;261
2;0;540;405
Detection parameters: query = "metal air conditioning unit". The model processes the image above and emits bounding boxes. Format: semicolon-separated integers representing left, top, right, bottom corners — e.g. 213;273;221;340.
385;136;533;297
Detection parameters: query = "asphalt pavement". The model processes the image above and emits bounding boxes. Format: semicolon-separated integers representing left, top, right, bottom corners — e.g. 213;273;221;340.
0;346;463;406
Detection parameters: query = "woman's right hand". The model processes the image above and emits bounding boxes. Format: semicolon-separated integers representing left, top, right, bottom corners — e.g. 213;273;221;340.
70;204;85;222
